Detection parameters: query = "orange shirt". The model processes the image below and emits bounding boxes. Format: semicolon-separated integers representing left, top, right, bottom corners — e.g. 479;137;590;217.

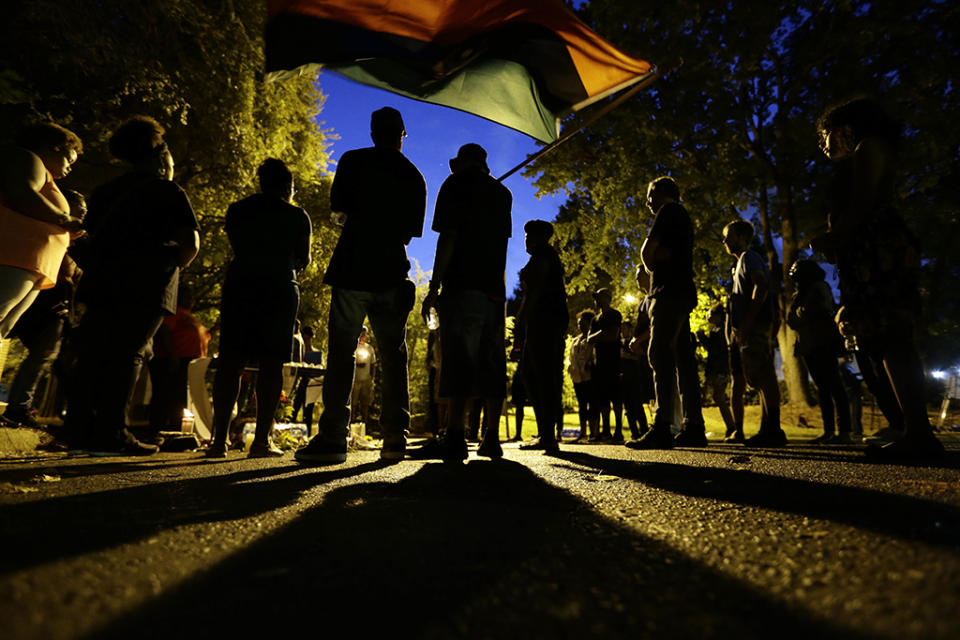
0;170;70;289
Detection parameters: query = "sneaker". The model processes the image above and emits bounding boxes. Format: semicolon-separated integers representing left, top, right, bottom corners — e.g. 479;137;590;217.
519;437;559;453
89;432;160;457
865;431;945;462
863;426;905;445
744;429;787;448
674;428;708;447
295;438;347;464
380;437;407;461
248;441;285;458
1;408;41;429
724;431;745;443
611;432;625;444
625;427;674;450
407;437;444;459
205;441;229;458
441;434;469;463
477;438;503;459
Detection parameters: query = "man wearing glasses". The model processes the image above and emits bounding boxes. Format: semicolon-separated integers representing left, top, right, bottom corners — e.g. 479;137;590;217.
627;176;706;449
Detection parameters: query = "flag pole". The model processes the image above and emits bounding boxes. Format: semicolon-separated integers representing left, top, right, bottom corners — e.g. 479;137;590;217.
497;61;681;183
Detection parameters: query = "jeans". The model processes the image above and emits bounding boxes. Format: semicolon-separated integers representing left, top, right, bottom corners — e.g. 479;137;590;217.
648;293;704;430
67;303;165;443
8;316;64;413
315;283;414;443
803;348;851;436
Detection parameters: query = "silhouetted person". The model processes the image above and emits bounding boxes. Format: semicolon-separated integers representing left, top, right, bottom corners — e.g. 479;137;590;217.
68;116;199;455
722;219;785;446
0;122;83;341
626;267;656;440
509;366;527;441
292;325;321;435
588;288;623;442
206;158;311;458
420;143;511;462
516;220;568;454
350;326;376;426
813;96;942;459
619;322;650;440
786;260;851;443
297;107;425;464
697;303;737;439
725;286;747;442
149;286;209;433
568;309;598;442
628;176;705;449
2;189;85;429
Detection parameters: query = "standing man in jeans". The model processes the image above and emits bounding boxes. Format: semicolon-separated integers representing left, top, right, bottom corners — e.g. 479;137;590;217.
297;107;425;464
627;176;706;449
722;219;786;446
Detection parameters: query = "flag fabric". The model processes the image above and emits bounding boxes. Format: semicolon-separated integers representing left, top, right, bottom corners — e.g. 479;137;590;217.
265;0;655;142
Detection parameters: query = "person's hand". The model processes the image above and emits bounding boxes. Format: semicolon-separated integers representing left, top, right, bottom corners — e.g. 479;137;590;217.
628;337;643;356
51;301;69;318
58;215;84;233
421;289;439;325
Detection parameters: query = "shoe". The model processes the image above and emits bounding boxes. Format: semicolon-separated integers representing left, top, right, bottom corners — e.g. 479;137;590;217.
809;433;835;444
833;433;855;444
295;438;347;464
440;434;468;463
625;427;674;450
248;441;285;458
744;429;787;447
866;431;945;462
1;408;41;429
205;441;229;458
724;431;745;443
380;438;407;461
519;437;559;453
674;428;708;447
611;432;625;444
407;438;444;460
89;431;160;457
863;426;905;445
477;438;503;459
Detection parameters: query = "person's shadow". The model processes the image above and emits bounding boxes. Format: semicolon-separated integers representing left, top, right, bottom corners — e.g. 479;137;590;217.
83;460;872;640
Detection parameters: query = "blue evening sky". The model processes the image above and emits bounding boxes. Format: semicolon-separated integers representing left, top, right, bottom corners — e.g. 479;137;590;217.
315;71;569;294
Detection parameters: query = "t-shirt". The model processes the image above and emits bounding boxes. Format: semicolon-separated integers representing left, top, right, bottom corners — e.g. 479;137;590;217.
647;201;695;299
324;146;426;291
432;168;512;299
85;171;199;314
518;244;569;329
225;193;311;283
592;307;622;368
730;249;773;329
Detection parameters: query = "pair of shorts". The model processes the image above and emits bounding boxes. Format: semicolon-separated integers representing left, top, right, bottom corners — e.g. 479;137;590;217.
219;274;299;362
437;289;506;398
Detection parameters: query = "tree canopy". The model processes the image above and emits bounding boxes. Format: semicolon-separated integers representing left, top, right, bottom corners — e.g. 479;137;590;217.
0;0;339;347
527;0;960;401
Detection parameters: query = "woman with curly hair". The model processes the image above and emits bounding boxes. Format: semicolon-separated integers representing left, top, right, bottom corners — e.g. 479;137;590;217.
67;116;199;455
0;122;84;338
812;97;942;459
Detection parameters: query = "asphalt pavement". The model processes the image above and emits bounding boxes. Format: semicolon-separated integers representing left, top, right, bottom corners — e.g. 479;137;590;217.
1;440;959;640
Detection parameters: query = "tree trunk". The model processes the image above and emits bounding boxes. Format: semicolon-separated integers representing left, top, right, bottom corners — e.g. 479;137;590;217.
759;180;814;407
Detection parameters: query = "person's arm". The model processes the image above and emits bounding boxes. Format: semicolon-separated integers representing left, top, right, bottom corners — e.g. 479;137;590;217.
0;149;81;230
588;312;621;344
294;210;312;272
738;269;770;339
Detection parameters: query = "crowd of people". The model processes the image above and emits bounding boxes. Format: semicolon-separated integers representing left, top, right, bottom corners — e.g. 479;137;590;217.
0;97;945;461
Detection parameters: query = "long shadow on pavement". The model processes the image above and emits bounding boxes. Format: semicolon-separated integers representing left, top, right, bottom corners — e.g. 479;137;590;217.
82;460;872;640
0;459;384;576
552;451;960;550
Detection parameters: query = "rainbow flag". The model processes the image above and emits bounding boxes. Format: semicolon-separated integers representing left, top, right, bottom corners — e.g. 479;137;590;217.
265;0;655;142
